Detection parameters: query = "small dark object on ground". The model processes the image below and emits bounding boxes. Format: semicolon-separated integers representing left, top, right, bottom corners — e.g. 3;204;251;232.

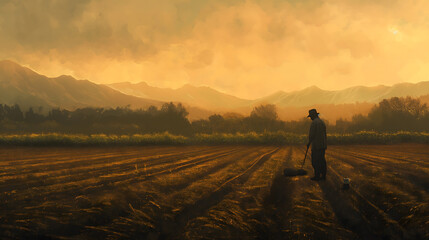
284;168;307;176
342;178;350;190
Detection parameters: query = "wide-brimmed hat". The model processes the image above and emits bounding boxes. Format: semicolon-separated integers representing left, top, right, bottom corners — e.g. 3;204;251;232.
307;109;319;117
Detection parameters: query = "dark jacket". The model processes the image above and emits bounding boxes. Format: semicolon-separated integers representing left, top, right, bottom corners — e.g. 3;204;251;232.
309;117;327;150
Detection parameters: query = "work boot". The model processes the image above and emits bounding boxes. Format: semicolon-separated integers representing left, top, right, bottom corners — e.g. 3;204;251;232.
310;176;320;181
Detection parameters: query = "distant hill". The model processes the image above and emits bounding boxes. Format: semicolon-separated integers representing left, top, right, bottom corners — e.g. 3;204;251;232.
0;60;162;111
108;80;429;121
2;60;428;122
255;83;429;107
108;80;429;110
0;60;215;120
107;82;250;110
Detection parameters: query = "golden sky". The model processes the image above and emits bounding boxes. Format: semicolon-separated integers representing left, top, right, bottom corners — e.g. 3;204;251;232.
1;0;429;99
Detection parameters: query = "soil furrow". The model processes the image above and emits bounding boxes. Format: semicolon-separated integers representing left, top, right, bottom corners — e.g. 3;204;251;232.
77;147;272;239
2;148;242;201
0;146;220;178
324;150;428;238
0;147;228;192
330;147;429;167
157;147;279;239
3;147;263;239
323;164;409;239
327;151;429;192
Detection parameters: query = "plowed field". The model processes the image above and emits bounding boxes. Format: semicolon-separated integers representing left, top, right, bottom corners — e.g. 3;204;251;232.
0;144;428;239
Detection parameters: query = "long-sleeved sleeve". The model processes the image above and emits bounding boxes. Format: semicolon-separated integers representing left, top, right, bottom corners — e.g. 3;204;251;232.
309;121;316;143
308;118;327;150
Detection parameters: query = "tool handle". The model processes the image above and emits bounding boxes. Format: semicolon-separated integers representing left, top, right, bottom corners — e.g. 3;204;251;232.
301;145;309;168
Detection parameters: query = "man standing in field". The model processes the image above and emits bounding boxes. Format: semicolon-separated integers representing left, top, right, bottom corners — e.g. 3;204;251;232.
306;109;327;181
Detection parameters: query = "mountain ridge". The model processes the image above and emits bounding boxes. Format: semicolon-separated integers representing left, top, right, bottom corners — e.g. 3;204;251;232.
107;81;250;110
0;60;162;110
254;82;429;107
2;60;429;122
108;80;429;109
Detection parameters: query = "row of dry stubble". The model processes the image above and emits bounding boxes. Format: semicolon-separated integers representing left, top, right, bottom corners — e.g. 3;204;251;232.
0;144;428;239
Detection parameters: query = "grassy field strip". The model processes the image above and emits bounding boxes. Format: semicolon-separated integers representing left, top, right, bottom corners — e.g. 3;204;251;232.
0;146;226;190
180;147;291;239
75;147;269;239
331;146;429;167
327;150;429;192
1;147;241;201
156;147;279;239
325;151;428;238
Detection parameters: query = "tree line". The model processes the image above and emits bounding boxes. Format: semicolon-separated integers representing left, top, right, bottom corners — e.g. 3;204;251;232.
335;96;429;133
0;96;428;135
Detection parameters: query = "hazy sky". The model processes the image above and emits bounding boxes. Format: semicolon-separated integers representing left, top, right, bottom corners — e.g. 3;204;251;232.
1;0;429;99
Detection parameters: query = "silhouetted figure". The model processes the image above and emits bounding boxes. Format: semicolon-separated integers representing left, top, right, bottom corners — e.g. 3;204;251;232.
306;109;327;181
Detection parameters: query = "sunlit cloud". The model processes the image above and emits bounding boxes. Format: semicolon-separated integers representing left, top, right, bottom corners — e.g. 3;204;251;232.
1;0;429;99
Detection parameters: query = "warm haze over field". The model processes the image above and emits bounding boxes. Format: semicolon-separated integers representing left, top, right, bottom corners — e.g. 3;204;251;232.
1;1;429;239
1;0;429;99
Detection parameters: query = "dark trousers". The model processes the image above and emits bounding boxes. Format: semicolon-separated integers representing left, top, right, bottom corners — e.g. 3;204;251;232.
311;149;327;178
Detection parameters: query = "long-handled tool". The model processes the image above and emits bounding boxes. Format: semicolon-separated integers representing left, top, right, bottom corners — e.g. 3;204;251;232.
284;145;308;177
300;145;309;168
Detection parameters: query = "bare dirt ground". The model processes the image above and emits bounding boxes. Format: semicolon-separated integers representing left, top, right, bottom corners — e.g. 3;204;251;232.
0;144;427;239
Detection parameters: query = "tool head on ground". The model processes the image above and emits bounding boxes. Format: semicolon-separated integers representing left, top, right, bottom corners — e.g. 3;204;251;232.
283;168;307;176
